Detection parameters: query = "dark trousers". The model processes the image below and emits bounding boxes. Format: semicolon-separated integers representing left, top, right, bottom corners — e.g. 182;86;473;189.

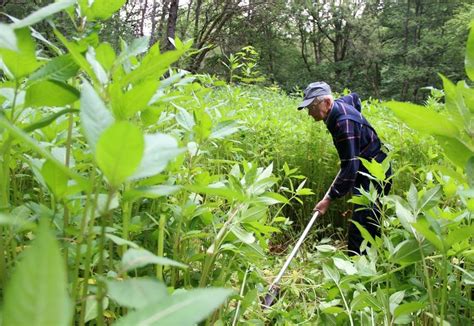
347;166;392;256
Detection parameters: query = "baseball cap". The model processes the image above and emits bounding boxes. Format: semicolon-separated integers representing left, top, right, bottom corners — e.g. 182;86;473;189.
297;81;332;110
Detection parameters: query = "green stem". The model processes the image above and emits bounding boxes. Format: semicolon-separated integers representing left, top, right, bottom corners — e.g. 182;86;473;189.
440;254;448;324
63;112;74;265
96;188;115;326
419;240;437;325
121;183;132;256
156;214;166;281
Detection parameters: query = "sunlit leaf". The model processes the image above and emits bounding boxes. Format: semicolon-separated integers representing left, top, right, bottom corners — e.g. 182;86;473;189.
25;80;79;107
95;122;144;187
385;101;459;138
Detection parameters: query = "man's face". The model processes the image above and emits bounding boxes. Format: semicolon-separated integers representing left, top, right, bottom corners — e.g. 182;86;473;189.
307;98;329;121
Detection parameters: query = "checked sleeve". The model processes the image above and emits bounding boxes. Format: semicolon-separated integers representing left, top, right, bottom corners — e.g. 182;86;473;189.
327;119;360;199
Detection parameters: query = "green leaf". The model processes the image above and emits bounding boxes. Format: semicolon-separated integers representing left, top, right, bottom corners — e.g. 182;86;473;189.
359;157;386;181
121;248;187;272
465;157;474;188
256;192;289;205
84;296;108;323
123;185;182;201
412;219;444;252
23;108;78;133
445;225;474;247
95;42;116;71
352;220;377;247
333;257;357;275
0;23;18;51
466;22;474;81
12;0;75;29
80;81;114;151
115;288;232;326
419;185;441;212
79;0;127;21
0;28;42;79
389;290;405;315
391;239;422;264
95;121;144;187
25;80;79;107
186;184;246;202
41;159;68;198
118;79;158;119
230;225;255;244
385;101;459;138
351;292;382;311
29;54;79;83
3;221;72;325
129;133;184;181
394;301;426;318
210;120;242;139
105;233;139;249
322;264;340;284
175;105;195;131
396;201;416;234
122;47;185;85
106;278;168;309
435;136;474;170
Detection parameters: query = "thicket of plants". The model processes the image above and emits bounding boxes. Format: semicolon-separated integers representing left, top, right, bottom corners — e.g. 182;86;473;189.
0;1;472;325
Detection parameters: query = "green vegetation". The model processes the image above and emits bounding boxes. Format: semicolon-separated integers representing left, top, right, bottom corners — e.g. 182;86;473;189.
0;1;472;325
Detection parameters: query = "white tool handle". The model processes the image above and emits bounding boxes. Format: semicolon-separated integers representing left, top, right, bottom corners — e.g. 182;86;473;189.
268;210;320;289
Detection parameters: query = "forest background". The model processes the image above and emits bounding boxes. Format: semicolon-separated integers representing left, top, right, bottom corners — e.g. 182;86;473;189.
2;0;474;102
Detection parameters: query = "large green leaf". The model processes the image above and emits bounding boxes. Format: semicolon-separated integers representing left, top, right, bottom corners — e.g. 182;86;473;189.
0;28;42;79
95;42;116;71
41;159;68;198
385;101;459;138
79;0;127;21
115;288;232;326
25;80;79;107
29;54;79;83
466;21;474;82
12;0;75;29
121;248;187;272
435;136;474;170
106;278;168;309
129;133;184;181
80;81;114;151
95;121;144;187
0;23;18;51
3;221;72;325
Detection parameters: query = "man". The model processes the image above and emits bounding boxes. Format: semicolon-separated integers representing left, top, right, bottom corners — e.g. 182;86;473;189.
297;81;391;255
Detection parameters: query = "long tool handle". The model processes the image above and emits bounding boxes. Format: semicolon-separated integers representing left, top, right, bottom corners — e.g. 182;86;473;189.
268;210;320;289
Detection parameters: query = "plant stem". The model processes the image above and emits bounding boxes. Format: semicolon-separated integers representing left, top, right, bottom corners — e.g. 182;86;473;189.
418;240;437;325
96;188;115;326
156;214;166;281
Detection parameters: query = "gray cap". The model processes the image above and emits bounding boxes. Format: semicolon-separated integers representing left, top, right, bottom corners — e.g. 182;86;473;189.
297;81;332;110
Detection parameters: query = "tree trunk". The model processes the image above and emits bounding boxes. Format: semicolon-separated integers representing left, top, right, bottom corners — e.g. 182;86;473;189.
139;0;149;36
165;0;179;50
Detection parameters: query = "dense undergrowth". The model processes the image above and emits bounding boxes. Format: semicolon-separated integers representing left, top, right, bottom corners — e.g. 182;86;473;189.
0;2;472;326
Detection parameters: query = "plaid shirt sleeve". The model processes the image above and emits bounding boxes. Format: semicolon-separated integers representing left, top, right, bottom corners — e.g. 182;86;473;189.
327;119;360;199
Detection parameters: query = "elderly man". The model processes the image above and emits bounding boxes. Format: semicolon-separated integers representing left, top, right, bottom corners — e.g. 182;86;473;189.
298;81;391;255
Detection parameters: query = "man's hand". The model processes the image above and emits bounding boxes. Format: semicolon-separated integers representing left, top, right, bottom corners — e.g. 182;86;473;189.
313;196;331;215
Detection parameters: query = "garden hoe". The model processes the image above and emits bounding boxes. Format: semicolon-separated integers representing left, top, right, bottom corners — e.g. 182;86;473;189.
262;210;320;309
